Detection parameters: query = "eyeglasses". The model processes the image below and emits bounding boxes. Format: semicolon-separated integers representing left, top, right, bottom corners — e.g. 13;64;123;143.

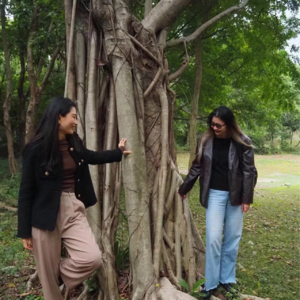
211;122;226;129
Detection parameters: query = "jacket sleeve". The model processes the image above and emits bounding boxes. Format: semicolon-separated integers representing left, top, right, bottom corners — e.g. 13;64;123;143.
84;147;123;165
17;147;37;238
178;143;202;196
241;141;256;204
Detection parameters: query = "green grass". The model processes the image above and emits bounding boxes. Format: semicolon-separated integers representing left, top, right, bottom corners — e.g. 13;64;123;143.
188;186;300;299
0;158;21;207
0;208;38;299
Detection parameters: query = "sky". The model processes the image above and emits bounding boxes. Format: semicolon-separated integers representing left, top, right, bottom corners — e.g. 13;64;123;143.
285;10;300;62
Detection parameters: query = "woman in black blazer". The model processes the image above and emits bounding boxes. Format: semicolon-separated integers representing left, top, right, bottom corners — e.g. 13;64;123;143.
18;96;130;300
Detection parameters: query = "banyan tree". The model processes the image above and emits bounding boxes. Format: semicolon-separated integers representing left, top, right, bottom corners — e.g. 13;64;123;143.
33;0;268;299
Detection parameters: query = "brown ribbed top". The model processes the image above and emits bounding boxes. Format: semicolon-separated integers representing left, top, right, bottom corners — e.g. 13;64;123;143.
59;139;76;192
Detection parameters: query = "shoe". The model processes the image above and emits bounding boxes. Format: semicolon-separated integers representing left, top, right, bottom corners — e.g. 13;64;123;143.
199;288;213;300
219;282;238;294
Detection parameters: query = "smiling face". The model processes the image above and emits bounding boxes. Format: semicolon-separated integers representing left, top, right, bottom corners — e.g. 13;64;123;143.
58;106;78;139
211;116;228;138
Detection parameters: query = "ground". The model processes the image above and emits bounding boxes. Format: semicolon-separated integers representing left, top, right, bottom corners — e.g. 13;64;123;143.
0;154;299;299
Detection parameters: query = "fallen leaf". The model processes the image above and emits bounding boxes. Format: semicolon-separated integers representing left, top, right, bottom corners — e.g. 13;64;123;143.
19;292;32;297
242;268;247;272
7;283;16;288
253;290;257;294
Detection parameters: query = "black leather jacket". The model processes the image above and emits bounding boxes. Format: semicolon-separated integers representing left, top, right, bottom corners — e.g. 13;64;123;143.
179;136;256;208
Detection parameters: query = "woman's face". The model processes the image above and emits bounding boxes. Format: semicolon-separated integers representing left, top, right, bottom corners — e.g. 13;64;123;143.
58;107;78;138
211;116;228;138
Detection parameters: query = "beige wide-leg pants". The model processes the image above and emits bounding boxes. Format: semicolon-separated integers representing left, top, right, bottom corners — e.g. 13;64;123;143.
32;192;102;300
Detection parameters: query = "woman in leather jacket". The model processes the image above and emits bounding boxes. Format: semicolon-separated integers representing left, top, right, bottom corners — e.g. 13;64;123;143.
18;96;130;300
179;106;256;299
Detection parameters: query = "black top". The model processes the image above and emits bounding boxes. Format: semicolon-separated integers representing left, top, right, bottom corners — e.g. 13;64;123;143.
210;137;231;191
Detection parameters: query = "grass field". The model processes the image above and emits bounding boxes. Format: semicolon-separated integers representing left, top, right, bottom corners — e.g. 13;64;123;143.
0;154;299;299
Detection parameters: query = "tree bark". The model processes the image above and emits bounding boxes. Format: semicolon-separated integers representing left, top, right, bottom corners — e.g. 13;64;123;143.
1;0;18;175
64;0;76;100
75;18;86;140
85;27;101;238
142;0;192;32
188;38;202;169
17;45;26;154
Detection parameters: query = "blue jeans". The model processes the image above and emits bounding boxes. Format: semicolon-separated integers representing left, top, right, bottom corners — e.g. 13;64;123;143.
204;189;243;291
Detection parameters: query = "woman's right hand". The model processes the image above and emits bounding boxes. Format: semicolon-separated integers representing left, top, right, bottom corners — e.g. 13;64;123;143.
22;238;33;251
179;193;186;200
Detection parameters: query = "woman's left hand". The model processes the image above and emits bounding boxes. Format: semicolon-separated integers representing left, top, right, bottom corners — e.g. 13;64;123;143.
242;203;250;213
118;138;131;155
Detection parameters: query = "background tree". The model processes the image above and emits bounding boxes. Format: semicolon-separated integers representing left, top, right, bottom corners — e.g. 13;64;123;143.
1;0;18;175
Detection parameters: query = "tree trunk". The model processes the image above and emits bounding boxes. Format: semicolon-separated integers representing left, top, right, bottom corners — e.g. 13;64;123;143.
25;3;61;144
85;27;101;237
64;0;76;100
188;38;202;169
17;47;27;154
75;18;86;140
64;1;264;300
1;0;18;176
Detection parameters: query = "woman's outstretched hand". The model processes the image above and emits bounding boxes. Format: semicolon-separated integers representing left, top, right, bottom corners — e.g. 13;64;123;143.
22;238;33;251
118;138;131;155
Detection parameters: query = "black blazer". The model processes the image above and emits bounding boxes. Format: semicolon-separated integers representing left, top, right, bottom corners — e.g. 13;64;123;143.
17;138;123;239
179;136;256;208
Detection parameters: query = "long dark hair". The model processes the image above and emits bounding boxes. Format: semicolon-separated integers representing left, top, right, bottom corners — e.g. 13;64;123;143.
197;106;254;161
25;96;84;169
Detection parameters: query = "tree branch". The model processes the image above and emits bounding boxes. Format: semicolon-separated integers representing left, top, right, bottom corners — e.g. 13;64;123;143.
39;43;62;93
144;0;152;17
64;0;77;97
167;0;250;48
36;21;53;79
27;3;38;91
142;0;192;33
144;67;163;98
124;31;162;66
169;41;190;82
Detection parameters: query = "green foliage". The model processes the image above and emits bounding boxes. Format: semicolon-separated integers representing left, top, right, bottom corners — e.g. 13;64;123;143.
0;0;65;154
167;1;300;149
178;278;189;291
83;271;99;294
0;159;20;206
179;278;207;299
0;210;29;278
114;239;130;270
25;296;44;300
